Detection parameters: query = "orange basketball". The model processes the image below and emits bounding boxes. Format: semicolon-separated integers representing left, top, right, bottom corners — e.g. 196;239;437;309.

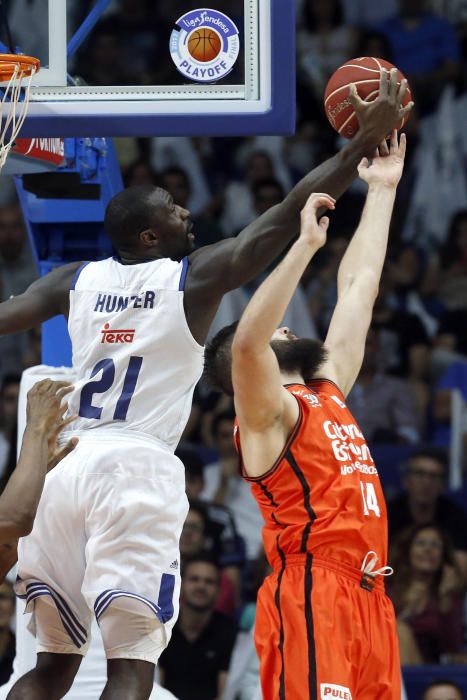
324;57;412;139
188;28;222;62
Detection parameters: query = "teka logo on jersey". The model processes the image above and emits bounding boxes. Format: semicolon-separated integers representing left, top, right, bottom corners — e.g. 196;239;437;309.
321;685;352;700
170;8;240;83
100;323;135;344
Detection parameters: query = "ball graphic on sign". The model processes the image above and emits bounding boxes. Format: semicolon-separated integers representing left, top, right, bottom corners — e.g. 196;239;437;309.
188;28;222;62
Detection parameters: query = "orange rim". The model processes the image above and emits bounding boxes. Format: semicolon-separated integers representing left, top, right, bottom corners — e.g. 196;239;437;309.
0;54;40;80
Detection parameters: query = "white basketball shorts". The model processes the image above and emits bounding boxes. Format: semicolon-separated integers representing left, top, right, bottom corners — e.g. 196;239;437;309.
14;430;188;664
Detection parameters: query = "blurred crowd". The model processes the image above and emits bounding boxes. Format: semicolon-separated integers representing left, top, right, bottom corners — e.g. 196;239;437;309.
1;0;467;698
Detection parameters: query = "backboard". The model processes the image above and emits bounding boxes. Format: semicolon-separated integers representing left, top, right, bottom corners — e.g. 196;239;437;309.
5;0;295;138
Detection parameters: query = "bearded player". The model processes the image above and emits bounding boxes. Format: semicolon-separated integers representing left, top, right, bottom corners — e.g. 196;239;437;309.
205;130;406;699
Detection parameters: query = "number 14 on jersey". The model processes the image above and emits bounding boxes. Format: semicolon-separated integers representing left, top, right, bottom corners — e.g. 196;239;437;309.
360;482;381;517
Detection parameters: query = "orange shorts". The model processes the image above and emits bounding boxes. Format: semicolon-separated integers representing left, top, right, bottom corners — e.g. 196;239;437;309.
254;553;401;700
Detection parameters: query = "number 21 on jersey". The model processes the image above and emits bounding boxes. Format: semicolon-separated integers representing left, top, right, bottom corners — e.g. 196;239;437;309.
360;482;381;517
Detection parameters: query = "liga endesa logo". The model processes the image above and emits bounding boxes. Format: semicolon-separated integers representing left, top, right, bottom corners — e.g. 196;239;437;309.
170;8;239;83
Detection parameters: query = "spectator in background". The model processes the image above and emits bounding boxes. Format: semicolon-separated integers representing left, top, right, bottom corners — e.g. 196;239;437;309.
159;556;237;700
0;580;15;687
251;177;284;217
179;447;245;586
436;209;467;311
340;0;398;28
371;270;430;422
123;160;157;188
0;203;38;379
390;245;443;339
432;360;467;445
355;29;394;62
423;680;465;700
389;524;465;664
378;0;461;114
220;151;277;236
297;0;356;119
306;235;348;332
179;501;237;616
75;23;130;86
202;412;264;562
347;327;421;443
387;448;467;577
0;375;21;490
104;0;160;85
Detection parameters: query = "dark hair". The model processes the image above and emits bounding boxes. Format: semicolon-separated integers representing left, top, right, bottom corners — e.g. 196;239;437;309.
176;446;204;478
390;523;460;608
406;447;448;475
123;159;157;188
252;177;285;200
104;184;168;251
158;166;190;190
356;30;394;63
422;680;464;700
303;0;343;32
204;321;239;396
182;553;220;579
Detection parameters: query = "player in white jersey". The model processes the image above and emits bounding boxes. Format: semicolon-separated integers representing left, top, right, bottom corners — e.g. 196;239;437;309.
0;71;410;700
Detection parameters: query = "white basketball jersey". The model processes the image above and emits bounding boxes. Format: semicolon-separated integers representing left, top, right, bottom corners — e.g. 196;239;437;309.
65;256;204;450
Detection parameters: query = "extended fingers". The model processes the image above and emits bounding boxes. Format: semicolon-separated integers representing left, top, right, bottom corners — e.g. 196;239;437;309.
388;68;398;100
348;83;365;109
398;132;407;158
397;78;408;104
379;139;390;157
399;101;414;118
378;68;389;99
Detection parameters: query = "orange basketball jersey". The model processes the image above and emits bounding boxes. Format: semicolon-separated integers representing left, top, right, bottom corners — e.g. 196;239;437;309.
235;379;388;570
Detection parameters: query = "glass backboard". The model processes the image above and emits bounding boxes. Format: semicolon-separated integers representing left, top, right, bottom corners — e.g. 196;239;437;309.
3;0;295;137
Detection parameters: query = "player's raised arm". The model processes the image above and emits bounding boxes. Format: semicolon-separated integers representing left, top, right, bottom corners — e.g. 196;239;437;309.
0;379;77;544
231;193;334;434
187;70;412;306
0;261;82;335
320;130;407;397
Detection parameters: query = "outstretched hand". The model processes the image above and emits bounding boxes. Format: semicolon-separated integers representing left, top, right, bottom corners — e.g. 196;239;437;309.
300;193;335;251
349;68;413;148
358;130;406;188
26;379;78;470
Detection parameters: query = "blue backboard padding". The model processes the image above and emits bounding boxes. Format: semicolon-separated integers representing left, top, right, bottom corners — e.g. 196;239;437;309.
20;0;296;138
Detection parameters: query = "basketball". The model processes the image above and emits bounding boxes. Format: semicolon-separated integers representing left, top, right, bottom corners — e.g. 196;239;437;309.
187;28;222;62
324;57;412;139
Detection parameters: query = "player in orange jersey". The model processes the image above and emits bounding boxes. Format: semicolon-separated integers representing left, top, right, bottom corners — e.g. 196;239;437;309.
205;129;407;699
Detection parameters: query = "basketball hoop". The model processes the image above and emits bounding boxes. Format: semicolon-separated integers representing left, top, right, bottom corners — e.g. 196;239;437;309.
0;53;40;172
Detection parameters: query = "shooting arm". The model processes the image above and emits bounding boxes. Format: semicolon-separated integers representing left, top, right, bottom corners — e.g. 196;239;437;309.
232;194;332;431
322;184;397;396
0;261;81;335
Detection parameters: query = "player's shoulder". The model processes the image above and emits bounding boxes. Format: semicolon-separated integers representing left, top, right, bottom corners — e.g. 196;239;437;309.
33;261;86;295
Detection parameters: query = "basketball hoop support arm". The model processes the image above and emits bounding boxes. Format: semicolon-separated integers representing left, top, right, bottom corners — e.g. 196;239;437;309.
67;0;113;60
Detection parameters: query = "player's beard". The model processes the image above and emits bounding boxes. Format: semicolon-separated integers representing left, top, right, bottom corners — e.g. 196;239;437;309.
270;338;328;385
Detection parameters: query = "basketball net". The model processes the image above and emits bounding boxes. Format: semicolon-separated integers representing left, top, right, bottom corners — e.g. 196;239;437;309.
0;54;40;172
